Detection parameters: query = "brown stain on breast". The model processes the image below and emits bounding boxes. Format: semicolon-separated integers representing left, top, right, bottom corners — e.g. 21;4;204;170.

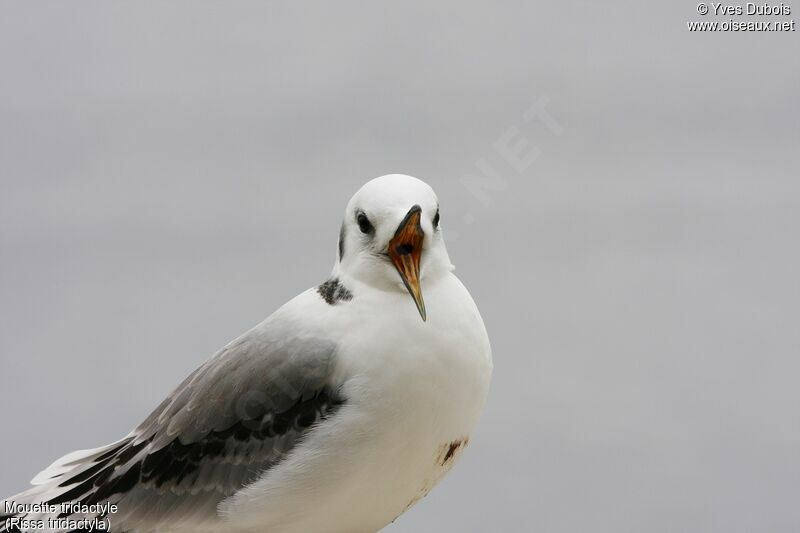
439;437;469;466
396;437;474;520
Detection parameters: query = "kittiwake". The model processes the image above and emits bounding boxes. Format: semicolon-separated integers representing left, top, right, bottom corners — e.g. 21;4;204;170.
1;174;493;533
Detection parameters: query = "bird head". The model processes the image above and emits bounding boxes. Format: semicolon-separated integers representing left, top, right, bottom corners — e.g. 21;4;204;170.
334;174;454;321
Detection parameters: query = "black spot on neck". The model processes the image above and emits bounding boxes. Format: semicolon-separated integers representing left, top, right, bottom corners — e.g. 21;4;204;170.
317;277;353;305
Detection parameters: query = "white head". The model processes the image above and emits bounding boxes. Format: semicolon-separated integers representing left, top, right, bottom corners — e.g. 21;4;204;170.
334;174;454;321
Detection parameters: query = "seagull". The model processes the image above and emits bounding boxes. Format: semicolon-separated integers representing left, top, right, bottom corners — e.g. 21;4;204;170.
1;174;493;533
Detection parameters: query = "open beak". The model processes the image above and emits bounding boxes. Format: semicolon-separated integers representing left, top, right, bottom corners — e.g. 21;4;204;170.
388;204;426;321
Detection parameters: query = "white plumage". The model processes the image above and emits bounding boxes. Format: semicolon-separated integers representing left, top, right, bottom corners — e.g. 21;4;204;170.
2;174;492;532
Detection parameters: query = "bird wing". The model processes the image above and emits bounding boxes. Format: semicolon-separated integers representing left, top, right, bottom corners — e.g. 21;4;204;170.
2;316;343;532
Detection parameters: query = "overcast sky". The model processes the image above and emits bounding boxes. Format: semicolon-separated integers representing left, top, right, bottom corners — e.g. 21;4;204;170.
1;2;799;532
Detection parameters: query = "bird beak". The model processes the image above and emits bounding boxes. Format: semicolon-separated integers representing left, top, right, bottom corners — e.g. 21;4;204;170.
388;205;427;321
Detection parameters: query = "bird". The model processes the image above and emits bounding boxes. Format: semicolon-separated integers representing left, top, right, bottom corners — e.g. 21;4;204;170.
1;174;493;533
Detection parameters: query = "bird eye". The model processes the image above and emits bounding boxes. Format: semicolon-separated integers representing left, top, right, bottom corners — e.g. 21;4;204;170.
432;209;440;230
356;212;373;234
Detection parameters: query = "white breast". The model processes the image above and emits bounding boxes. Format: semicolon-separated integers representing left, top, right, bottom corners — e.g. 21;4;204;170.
220;273;492;533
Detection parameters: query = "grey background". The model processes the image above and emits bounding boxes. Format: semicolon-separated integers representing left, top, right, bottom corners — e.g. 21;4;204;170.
1;2;798;532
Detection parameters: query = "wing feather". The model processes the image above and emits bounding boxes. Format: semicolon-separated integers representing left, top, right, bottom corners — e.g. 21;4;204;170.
2;315;344;533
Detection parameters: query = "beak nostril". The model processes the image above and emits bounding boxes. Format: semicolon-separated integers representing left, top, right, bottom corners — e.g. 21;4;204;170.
395;243;414;256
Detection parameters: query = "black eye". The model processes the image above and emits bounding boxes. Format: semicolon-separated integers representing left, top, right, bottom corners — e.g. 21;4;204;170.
432;209;440;230
356;212;373;234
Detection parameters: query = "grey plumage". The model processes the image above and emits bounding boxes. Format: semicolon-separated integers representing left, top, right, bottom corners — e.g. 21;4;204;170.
2;316;344;533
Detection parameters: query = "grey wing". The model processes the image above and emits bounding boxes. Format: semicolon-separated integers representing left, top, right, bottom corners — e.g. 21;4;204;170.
3;322;343;532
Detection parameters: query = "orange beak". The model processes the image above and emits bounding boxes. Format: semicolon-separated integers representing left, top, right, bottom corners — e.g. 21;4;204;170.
388;205;426;321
